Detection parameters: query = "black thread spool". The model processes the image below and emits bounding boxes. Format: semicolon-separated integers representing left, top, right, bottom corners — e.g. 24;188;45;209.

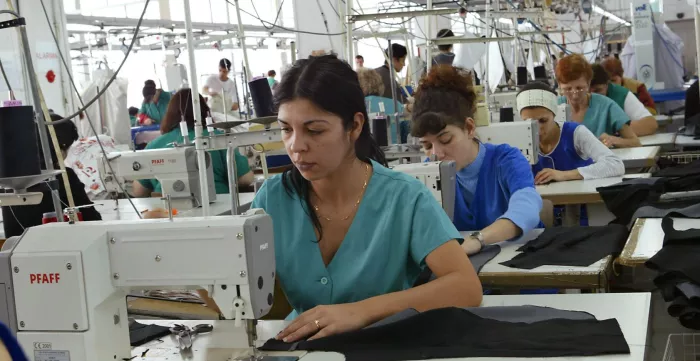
517;67;528;86
248;77;276;117
500;107;514;123
372;115;389;147
0;106;41;179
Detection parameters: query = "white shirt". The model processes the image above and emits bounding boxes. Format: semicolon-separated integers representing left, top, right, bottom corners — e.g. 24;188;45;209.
542;122;625;180
204;75;239;104
623;91;652;122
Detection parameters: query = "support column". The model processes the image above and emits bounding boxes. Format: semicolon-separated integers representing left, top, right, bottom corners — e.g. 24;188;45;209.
292;0;345;59
159;0;171;21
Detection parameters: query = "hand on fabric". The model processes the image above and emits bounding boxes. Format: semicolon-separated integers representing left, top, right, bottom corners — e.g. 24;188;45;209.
599;133;622;148
461;237;482;255
143;118;153;126
276;303;372;343
534;169;570;184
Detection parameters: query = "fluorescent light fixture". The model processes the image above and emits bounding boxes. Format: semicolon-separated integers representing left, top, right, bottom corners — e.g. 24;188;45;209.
592;5;631;26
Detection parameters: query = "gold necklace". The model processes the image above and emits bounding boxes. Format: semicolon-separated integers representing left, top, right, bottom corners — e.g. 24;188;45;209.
314;163;370;222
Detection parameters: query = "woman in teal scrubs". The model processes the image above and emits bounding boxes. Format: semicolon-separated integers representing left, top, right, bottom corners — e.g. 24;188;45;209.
251;55;482;342
137;80;171;125
131;89;253;197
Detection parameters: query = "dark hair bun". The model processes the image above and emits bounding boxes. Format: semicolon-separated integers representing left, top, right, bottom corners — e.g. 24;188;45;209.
144;80;156;88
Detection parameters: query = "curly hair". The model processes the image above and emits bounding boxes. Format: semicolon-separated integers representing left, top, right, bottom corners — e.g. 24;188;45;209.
356;68;385;96
601;56;625;78
555;53;593;84
410;65;477;137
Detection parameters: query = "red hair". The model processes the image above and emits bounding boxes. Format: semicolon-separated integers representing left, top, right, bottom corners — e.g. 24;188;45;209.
601;56;624;78
555;53;593;84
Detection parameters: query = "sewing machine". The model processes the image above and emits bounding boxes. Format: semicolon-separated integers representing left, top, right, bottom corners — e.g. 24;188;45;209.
391;161;456;220
98;146;216;209
476;120;540;165
0;209;279;361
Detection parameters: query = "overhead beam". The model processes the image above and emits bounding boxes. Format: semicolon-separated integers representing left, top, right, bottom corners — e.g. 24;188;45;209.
66;14;290;34
348;8;457;22
432;36;516;45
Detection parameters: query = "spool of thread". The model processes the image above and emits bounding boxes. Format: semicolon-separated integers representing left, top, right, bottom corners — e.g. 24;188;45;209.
372;116;389;147
0;106;41;178
500;107;514;123
516;67;528;86
248;77;276;117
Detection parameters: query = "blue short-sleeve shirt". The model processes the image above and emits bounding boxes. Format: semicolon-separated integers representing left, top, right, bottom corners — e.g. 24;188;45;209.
251;160;462;317
558;93;630;138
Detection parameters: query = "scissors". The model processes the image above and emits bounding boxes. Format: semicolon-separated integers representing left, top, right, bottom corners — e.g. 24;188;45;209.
169;324;214;350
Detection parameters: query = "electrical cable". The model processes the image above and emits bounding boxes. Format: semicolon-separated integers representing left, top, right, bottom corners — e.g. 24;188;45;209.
42;0;149;125
314;0;336;51
250;0;286;30
0;58;13;99
227;0;347;35
39;0;145;219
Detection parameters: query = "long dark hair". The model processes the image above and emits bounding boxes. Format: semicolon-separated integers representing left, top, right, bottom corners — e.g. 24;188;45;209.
274;54;386;240
160;88;210;134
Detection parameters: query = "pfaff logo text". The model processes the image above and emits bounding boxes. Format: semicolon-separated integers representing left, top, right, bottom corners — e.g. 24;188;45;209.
30;273;60;284
152;159;165;165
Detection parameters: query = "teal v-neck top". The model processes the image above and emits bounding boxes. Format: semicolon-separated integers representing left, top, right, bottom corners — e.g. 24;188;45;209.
251;160;462;317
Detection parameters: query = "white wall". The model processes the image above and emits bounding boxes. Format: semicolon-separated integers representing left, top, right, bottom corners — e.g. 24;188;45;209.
292;0;346;60
0;0;73;115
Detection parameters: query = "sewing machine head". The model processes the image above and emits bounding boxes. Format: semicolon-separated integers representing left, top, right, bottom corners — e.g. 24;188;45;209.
475;120;540;165
391;161;456;220
0;210;275;360
98;146;217;207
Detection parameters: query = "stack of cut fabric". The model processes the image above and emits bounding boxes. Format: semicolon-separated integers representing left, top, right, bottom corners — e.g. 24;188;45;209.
646;216;700;330
261;306;630;361
500;225;628;270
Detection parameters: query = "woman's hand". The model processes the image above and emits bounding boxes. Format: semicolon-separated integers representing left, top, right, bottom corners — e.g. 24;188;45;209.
599;133;622;148
276;303;372;343
535;169;569;184
143;118;153;126
461;237;482;255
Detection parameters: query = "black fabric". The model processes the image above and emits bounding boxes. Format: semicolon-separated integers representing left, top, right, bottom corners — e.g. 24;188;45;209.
499;225;628;270
2;167;102;238
627;202;700;228
260;307;630;361
646;216;700;330
653;158;700;178
413;245;500;286
129;321;171;347
598;175;700;226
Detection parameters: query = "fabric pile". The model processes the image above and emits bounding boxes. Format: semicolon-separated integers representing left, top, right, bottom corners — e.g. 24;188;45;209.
413;245;500;286
261;306;630;361
646;216;700;330
597;174;700;227
500;225;628;270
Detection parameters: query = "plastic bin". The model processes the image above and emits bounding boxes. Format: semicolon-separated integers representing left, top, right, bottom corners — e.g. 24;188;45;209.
663;333;700;361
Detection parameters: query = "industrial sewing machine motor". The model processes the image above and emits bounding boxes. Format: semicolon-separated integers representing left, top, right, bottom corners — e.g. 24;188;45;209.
0;209;279;360
98;146;217;209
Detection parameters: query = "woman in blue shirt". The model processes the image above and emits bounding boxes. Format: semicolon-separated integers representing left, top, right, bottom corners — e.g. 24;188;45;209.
411;65;542;255
555;54;640;148
249;55;481;342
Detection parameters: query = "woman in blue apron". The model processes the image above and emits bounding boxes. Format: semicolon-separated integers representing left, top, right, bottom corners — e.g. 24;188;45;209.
411;65;542;255
517;82;624;225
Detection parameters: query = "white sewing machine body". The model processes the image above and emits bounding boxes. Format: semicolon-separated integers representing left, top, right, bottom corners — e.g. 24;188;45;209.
98;146;217;208
2;212;275;361
391;161;456;220
476;120;540;165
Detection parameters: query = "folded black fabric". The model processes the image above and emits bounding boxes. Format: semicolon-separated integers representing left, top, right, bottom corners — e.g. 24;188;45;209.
653;158;700;177
597;175;700;226
645;216;700;330
260;307;630;361
500;225;628;270
129;321;171;347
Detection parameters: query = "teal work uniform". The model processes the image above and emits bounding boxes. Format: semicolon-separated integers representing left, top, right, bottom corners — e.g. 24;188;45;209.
251;160;462;319
558;93;630;138
138;128;250;194
139;91;172;124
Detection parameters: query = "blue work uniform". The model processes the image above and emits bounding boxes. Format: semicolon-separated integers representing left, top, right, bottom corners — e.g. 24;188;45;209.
453;142;543;233
557;93;630;138
251;160;462;318
138;128;250;194
532;122;592;226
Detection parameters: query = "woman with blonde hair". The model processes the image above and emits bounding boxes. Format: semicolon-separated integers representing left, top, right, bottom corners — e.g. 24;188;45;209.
357;67;408;143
